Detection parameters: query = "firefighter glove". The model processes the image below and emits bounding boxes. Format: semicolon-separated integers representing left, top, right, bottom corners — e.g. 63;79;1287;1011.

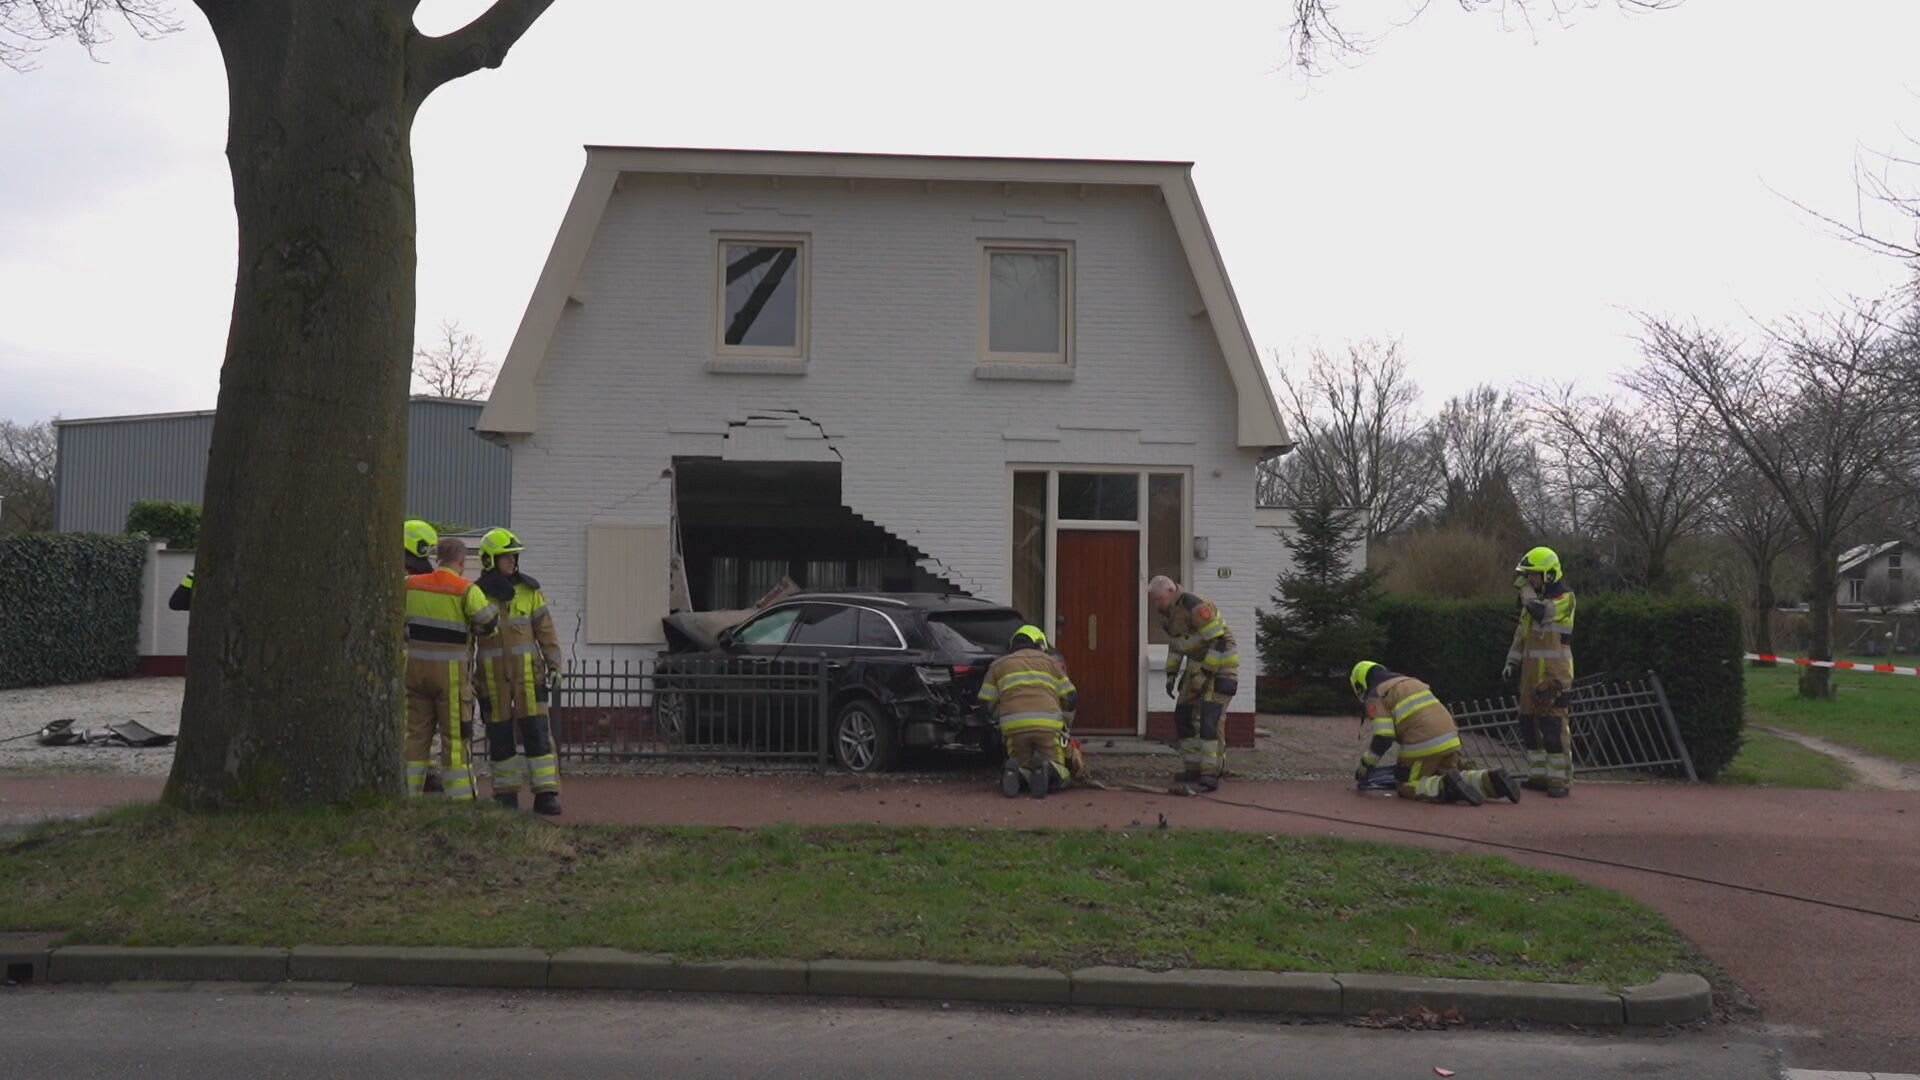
1354;762;1371;784
1165;670;1179;698
1501;661;1516;681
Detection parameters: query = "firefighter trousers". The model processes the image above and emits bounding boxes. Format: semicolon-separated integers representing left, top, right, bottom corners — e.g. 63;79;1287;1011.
481;702;560;795
405;656;476;801
1174;668;1237;780
1517;712;1573;792
1399;750;1498;804
1003;727;1067;785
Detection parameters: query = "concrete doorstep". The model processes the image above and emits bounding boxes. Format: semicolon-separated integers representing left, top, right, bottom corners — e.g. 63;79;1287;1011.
10;943;1712;1027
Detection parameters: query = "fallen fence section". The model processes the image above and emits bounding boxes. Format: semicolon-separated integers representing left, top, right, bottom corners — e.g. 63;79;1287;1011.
552;657;831;770
1445;671;1699;782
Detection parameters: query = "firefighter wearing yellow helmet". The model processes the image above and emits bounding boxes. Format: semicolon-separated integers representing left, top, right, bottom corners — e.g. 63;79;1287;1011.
404;519;439;575
403;533;498;801
472;527;566;815
1350;661;1519;805
978;624;1078;799
1502;546;1577;797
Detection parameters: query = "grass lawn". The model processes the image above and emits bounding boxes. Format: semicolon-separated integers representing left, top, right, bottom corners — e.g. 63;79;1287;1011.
0;803;1695;988
1744;658;1920;764
1717;729;1852;790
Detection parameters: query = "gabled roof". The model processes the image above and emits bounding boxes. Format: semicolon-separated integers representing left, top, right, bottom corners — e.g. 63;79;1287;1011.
1840;540;1910;575
476;146;1290;450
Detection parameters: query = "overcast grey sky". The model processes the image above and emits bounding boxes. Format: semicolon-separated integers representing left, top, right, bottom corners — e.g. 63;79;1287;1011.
3;0;1916;425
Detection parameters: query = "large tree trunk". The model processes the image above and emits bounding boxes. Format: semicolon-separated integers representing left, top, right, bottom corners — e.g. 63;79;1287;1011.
1800;548;1836;700
164;4;418;809
1752;573;1777;662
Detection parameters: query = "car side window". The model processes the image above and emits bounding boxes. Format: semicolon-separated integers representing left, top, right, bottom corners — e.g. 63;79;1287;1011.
789;604;862;648
857;610;903;648
735;607;802;646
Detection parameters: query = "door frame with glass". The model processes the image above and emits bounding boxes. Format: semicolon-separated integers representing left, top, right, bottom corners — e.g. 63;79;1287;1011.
1006;465;1192;737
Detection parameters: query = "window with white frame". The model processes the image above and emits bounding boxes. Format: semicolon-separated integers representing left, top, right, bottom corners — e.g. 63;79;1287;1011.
1889;550;1904;581
982;244;1071;362
716;236;807;356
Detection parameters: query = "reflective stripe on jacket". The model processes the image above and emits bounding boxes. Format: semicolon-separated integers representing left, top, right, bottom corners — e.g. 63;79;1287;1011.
979;648;1076;734
404;569;497;660
475;580;562;718
1369;674;1461;761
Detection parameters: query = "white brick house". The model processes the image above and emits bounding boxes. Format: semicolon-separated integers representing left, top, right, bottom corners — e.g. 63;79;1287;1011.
477;147;1295;743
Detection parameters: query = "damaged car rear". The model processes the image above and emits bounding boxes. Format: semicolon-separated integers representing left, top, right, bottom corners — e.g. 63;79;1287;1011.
656;592;1030;772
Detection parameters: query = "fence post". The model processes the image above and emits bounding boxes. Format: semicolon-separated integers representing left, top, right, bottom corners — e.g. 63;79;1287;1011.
1646;670;1698;782
815;660;832;773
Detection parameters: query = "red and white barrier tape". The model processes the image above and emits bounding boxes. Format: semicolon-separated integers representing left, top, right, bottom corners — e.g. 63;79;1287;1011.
1744;653;1920;676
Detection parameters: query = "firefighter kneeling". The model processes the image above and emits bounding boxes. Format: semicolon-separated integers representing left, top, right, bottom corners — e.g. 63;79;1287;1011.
473;528;565;816
1350;661;1521;806
979;625;1077;799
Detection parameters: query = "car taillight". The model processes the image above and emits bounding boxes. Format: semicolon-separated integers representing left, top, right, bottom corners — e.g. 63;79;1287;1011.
950;664;978;680
917;665;954;686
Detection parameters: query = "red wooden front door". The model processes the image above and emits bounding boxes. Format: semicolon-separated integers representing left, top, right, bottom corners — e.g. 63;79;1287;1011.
1056;530;1139;735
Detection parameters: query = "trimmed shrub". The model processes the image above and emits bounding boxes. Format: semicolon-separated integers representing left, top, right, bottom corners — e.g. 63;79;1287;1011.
0;533;145;689
1370;592;1746;780
125;499;201;551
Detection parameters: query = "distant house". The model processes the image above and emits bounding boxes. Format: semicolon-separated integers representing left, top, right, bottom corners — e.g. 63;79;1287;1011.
53;396;512;534
1838;541;1913;610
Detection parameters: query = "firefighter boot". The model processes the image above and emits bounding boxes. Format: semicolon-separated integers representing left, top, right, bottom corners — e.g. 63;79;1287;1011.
1441;770;1486;806
494;792;519;811
1001;764;1025;798
1486;769;1523;804
1027;751;1050;801
1168;770;1201;797
533;792;562;816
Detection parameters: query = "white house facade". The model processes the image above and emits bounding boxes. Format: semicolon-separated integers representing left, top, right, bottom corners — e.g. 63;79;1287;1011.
478;147;1294;743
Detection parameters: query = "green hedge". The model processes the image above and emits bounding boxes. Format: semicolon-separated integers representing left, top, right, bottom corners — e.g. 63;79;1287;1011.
126;500;201;552
0;533;146;690
1370;593;1746;780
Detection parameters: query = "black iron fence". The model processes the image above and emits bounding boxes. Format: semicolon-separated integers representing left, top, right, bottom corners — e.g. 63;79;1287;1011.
1446;671;1699;782
552;657;832;768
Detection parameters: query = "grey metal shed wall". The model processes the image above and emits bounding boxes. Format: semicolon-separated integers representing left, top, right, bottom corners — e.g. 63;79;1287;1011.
54;400;511;535
405;399;512;529
54;414;214;534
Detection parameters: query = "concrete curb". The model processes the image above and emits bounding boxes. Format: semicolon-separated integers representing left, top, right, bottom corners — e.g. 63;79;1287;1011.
27;945;1712;1026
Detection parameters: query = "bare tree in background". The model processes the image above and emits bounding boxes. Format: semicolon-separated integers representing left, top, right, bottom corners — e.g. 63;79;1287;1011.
0;0;174;70
412;321;496;400
1259;339;1440;539
1288;0;1683;73
1710;466;1802;660
6;0;560;810
0;417;56;532
1633;302;1920;698
1533;384;1718;593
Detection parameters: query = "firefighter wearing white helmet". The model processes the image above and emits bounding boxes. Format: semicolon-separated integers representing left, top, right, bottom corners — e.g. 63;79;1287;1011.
1502;546;1577;797
473;527;566;815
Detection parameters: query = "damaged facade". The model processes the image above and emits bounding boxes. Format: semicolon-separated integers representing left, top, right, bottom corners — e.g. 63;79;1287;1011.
478;147;1294;743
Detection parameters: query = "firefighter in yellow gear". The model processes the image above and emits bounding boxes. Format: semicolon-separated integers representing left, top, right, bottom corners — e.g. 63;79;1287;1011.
1350;661;1520;805
403;535;498;801
1503;546;1577;797
404;518;438;575
1148;576;1238;795
472;527;566;816
168;570;194;611
978;625;1078;799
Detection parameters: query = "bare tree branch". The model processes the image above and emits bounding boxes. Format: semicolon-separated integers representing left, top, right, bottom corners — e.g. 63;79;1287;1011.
0;416;57;532
406;0;557;108
1289;0;1682;72
0;0;178;71
411;320;496;400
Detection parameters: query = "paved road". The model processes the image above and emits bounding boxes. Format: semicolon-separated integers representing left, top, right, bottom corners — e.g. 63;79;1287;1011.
3;983;1783;1079
8;773;1917;1073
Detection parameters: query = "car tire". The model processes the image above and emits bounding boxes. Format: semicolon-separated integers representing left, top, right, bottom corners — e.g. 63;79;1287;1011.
831;698;899;774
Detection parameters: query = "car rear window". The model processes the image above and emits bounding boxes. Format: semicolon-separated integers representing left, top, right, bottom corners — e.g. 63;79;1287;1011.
926;610;1031;653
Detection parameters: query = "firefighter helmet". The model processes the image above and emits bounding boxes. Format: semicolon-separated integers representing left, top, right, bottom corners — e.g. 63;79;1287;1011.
1350;660;1383;700
479;527;525;571
404;519;439;558
1010;624;1048;651
1514;545;1563;585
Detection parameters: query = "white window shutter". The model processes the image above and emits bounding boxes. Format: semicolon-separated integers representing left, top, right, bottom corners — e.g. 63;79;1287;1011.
586;525;669;644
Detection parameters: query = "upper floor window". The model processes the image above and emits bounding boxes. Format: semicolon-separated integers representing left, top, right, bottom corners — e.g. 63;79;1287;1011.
716;236;807;358
982;244;1072;364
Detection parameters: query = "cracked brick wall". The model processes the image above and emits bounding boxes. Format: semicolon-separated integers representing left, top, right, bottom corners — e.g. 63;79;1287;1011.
506;173;1288;702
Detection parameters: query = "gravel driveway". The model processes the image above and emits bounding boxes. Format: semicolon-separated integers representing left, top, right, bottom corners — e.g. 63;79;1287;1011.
0;678;184;776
